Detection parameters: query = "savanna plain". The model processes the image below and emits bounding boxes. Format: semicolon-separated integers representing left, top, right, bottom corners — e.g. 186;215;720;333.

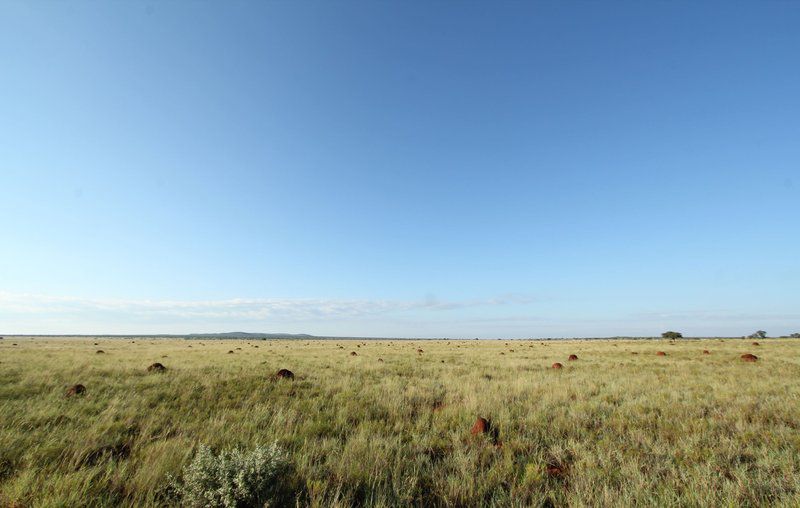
1;337;799;507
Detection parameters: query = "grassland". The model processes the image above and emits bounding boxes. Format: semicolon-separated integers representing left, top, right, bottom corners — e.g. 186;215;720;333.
1;337;799;507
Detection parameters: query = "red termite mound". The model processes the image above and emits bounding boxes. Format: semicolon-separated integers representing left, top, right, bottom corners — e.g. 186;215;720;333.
470;417;499;444
275;369;294;380
147;362;166;373
65;384;86;397
471;417;492;436
741;353;758;362
552;362;563;369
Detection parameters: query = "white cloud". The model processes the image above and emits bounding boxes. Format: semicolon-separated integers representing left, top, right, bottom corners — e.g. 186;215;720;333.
0;291;535;322
1;292;796;337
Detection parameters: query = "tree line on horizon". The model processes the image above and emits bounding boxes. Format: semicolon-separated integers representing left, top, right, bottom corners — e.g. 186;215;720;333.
661;330;800;339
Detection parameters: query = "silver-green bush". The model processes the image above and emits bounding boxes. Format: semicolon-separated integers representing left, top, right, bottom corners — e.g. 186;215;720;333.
170;443;287;507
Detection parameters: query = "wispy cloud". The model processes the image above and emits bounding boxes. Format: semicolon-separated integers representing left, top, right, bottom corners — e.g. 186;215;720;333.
2;292;796;337
0;291;536;322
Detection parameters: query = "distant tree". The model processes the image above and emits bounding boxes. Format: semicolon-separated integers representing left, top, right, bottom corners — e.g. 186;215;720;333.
790;333;800;339
661;331;683;340
749;330;767;339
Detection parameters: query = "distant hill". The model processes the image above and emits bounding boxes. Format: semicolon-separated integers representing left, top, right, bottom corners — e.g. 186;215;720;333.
186;332;316;340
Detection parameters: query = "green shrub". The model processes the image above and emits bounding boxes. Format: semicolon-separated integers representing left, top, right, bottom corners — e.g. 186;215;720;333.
169;443;287;507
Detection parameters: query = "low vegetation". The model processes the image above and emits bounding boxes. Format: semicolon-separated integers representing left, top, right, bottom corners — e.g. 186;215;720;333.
1;337;799;506
166;443;287;507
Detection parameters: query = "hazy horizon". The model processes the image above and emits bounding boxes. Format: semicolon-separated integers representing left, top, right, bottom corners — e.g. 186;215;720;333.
1;291;796;338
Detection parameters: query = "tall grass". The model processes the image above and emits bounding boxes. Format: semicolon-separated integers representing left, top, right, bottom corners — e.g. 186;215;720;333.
1;337;799;506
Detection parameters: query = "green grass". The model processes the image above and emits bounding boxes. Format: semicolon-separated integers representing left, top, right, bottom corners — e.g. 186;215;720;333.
1;337;799;506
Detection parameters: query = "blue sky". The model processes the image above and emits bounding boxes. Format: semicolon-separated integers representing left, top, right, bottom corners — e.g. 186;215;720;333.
1;1;798;337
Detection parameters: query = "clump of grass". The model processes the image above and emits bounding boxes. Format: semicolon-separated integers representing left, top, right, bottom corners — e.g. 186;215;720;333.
168;443;287;507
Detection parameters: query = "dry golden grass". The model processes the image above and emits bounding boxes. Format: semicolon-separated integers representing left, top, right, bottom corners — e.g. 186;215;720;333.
1;337;799;506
